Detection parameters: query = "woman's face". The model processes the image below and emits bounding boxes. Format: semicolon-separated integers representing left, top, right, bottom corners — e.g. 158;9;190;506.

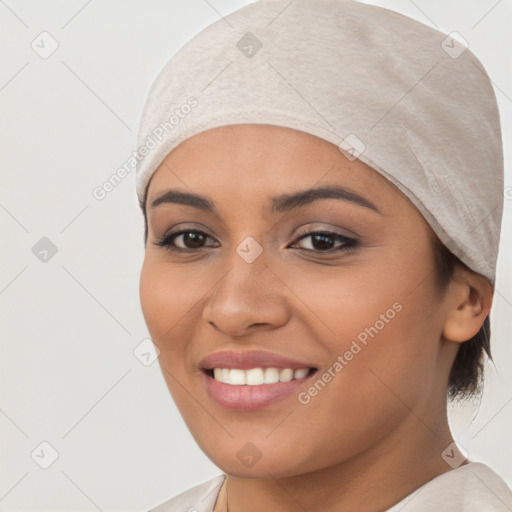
140;124;455;478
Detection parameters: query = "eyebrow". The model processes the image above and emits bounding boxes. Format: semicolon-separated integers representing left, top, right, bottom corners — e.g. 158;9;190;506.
149;184;381;215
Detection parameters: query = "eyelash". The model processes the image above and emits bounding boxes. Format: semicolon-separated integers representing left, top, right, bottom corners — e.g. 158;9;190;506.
154;228;358;254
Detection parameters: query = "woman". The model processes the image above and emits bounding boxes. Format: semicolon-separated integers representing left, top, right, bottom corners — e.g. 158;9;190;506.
135;0;512;510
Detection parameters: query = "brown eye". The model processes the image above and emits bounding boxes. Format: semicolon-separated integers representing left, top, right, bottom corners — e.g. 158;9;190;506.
291;230;358;253
155;229;217;252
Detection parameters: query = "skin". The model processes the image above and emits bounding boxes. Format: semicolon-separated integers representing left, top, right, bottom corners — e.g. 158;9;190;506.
139;124;492;512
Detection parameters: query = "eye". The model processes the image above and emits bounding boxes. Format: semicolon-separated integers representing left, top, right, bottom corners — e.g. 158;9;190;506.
154;229;218;252
154;227;358;254
289;229;358;253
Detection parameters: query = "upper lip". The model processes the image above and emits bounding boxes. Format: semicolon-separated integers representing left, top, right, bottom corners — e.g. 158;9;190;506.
199;350;317;371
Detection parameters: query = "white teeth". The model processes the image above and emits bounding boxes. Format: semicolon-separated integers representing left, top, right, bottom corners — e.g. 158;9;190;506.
280;368;294;382
229;369;246;385
246;368;264;385
293;368;309;380
211;367;311;385
264;367;280;384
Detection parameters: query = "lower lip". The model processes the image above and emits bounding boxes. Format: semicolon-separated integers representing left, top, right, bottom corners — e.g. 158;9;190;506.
202;371;315;411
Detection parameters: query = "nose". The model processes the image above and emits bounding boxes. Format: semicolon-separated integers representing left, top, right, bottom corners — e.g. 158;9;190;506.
202;247;291;337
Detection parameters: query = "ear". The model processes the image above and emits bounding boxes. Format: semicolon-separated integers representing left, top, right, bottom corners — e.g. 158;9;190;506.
442;267;493;343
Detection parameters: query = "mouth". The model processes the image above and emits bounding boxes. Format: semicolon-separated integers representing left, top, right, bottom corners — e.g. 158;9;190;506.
198;350;318;411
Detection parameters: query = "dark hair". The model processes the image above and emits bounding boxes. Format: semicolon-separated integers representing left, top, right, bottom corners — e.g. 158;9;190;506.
141;185;491;400
433;239;491;400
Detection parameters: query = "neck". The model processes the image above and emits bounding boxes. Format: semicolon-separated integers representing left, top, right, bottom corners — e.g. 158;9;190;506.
224;405;463;512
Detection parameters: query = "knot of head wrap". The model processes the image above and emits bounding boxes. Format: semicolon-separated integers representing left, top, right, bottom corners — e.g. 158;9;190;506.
135;0;504;283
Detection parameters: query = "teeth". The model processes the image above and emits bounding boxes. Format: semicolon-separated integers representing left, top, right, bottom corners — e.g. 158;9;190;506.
294;368;309;380
280;368;294;382
230;369;246;385
264;367;280;384
246;368;264;385
211;367;311;385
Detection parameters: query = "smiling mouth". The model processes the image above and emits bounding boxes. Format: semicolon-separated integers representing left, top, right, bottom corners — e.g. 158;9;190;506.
203;367;317;386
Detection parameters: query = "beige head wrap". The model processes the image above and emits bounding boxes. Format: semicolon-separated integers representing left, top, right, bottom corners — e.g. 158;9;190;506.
135;0;503;282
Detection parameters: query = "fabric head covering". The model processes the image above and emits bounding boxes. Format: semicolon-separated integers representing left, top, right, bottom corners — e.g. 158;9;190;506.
135;0;503;283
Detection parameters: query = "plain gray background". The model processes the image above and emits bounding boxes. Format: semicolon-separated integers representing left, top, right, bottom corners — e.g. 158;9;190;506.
1;1;511;510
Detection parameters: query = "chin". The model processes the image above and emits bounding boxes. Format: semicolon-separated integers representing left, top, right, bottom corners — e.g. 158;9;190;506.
196;439;315;479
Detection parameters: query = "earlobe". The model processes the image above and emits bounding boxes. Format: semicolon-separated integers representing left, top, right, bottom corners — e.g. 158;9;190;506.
442;268;493;344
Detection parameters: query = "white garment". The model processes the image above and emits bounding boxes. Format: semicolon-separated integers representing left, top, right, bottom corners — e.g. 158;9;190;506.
147;462;512;512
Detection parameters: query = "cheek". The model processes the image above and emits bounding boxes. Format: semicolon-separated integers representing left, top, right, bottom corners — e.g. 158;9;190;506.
139;257;207;417
139;255;204;356
278;257;442;414
245;271;442;473
139;259;171;343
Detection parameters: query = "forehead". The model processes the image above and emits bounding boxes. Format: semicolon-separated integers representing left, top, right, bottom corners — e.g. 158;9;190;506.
147;124;405;209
